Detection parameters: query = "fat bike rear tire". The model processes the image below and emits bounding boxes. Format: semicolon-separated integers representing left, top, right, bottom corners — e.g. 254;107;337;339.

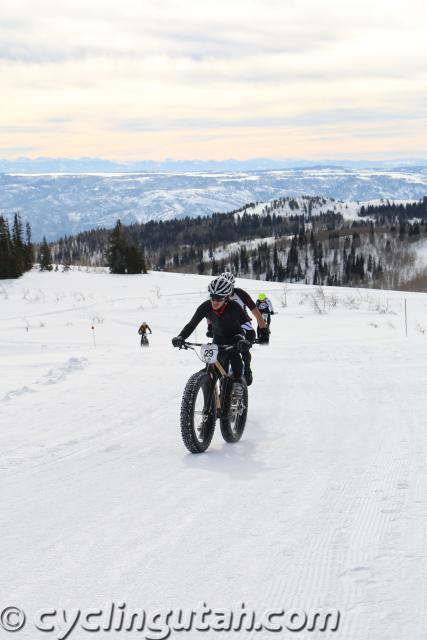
180;370;216;453
220;379;248;443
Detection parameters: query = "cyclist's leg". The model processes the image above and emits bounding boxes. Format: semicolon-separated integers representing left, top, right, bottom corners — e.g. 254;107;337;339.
242;350;252;385
243;328;255;382
229;350;243;380
217;351;232;416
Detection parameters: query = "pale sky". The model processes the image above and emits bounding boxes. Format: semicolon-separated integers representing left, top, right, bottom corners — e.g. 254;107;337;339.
1;0;427;161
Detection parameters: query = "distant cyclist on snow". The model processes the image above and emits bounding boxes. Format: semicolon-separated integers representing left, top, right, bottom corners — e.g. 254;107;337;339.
172;276;252;385
256;293;274;339
138;321;152;347
205;272;270;386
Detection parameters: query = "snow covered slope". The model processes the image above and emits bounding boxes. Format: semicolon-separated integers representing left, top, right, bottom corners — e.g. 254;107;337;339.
1;269;427;639
1;167;427;241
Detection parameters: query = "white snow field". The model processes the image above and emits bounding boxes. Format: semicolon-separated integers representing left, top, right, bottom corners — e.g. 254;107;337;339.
1;269;427;640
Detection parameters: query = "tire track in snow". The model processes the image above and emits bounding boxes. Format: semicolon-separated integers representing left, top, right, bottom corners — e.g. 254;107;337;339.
0;350;177;477
246;360;421;640
1;357;88;403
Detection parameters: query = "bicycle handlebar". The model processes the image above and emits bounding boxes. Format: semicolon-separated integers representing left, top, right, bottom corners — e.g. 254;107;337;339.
180;340;260;349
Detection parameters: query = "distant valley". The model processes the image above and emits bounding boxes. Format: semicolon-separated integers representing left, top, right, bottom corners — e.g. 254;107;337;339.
1;166;427;241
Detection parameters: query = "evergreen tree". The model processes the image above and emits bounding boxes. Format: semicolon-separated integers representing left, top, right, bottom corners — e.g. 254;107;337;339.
0;216;13;279
286;236;299;280
107;220;128;274
240;245;249;272
211;258;219;275
273;245;279;279
0;215;33;278
39;237;53;271
197;259;205;275
126;244;146;274
11;212;25;277
24;222;34;271
313;268;319;285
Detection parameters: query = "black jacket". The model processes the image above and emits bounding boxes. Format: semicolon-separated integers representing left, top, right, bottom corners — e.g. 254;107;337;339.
178;300;249;344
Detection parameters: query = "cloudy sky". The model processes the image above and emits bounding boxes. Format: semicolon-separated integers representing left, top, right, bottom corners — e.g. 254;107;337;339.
1;0;426;161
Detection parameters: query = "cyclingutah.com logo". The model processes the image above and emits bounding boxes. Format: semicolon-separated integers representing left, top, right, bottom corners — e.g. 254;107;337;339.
0;602;340;639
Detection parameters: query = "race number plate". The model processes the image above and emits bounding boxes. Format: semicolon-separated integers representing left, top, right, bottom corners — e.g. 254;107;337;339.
200;343;219;364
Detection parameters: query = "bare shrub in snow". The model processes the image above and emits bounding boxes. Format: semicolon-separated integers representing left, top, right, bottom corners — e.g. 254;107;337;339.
312;291;326;314
328;294;338;308
416;322;426;335
343;295;360;310
312;296;323;314
281;285;288;308
375;299;396;315
312;287;328;314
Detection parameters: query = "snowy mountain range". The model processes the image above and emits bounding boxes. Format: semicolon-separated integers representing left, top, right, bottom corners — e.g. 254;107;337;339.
1;166;427;241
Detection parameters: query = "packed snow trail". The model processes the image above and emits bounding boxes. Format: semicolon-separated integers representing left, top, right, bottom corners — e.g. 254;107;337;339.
0;269;426;640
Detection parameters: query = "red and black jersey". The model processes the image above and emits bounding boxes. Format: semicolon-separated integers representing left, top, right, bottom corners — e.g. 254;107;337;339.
178;299;249;344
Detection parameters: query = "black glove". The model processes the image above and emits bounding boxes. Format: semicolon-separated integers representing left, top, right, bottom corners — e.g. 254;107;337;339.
172;335;184;348
258;327;270;344
206;326;213;338
233;334;251;353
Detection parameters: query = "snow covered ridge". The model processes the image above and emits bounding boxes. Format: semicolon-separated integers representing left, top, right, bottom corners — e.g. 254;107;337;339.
235;195;363;221
1;167;427;241
1;269;427;640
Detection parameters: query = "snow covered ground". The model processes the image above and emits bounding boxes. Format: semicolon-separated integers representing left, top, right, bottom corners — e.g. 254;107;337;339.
1;269;427;640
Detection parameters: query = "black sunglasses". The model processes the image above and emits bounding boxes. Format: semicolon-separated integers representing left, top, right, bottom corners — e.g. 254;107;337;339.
210;294;228;301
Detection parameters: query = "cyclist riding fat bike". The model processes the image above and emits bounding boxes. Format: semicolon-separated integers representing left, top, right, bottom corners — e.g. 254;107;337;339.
206;272;270;385
138;321;152;346
256;293;274;338
172;277;251;383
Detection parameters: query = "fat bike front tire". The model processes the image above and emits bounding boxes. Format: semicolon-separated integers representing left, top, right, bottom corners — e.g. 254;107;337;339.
220;379;248;443
180;370;216;453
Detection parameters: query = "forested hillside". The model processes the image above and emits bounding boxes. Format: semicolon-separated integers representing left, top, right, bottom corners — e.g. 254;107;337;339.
41;197;427;291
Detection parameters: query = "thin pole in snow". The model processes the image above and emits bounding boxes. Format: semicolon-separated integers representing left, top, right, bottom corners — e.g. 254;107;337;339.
404;298;408;337
91;325;96;347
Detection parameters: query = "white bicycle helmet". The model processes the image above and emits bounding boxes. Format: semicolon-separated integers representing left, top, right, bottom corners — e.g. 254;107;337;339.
220;271;235;287
208;276;233;297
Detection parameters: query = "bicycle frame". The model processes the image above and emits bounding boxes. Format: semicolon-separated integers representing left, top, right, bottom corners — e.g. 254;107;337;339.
180;341;239;416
